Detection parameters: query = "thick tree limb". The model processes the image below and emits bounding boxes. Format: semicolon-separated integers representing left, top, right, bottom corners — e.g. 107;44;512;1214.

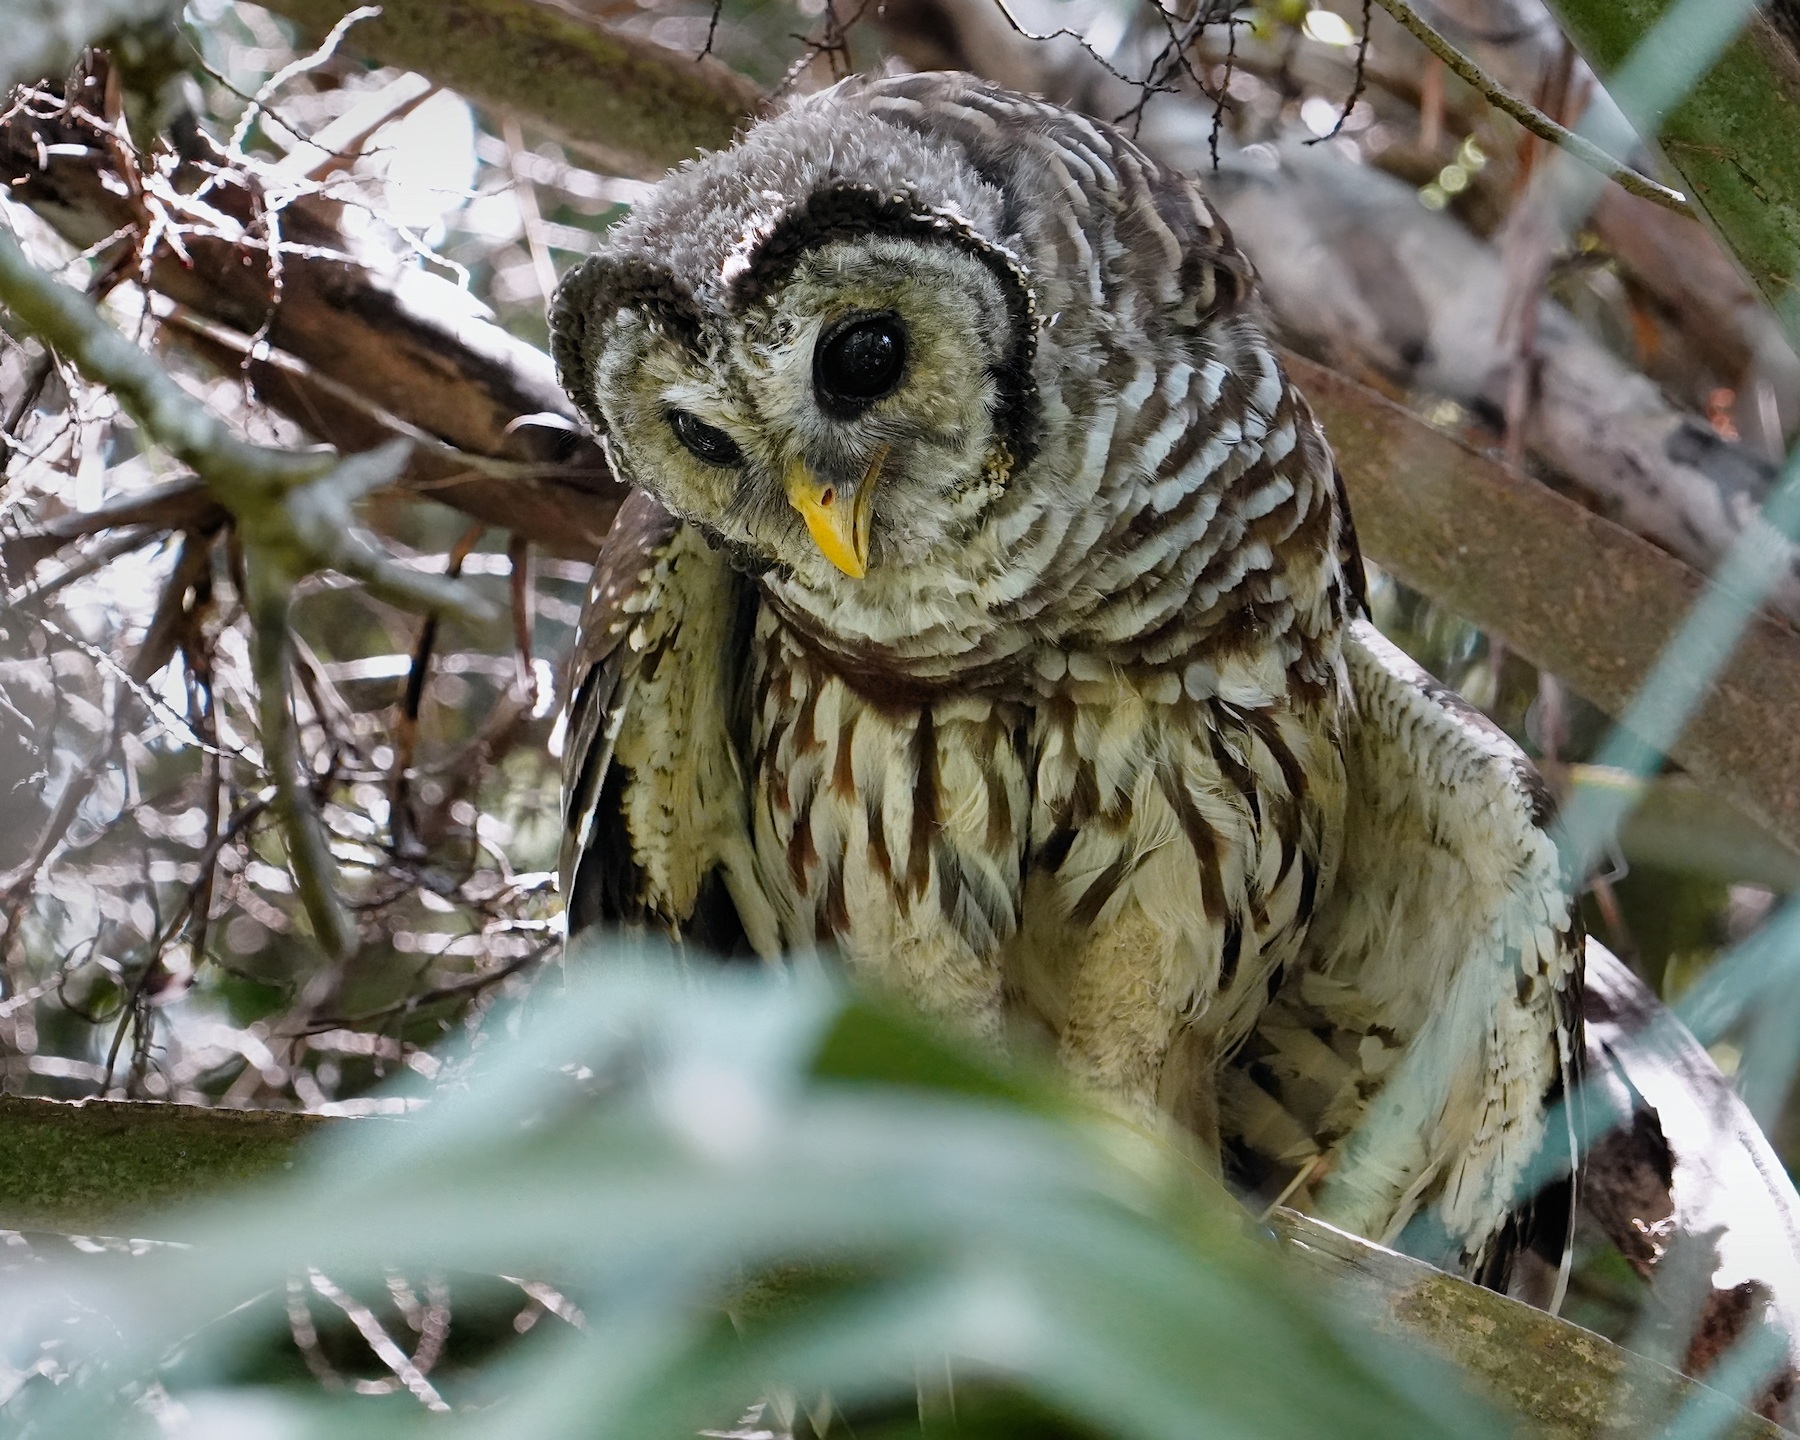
255;0;767;177
1296;350;1800;860
0;1094;330;1233
0;475;219;576
1275;1211;1793;1439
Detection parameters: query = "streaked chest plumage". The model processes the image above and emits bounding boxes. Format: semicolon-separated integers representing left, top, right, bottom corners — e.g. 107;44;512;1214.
749;593;1348;1097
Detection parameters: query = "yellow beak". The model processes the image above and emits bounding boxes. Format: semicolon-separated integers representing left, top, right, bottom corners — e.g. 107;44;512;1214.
783;447;887;580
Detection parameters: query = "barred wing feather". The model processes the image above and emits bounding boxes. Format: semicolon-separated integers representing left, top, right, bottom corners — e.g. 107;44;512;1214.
1224;618;1583;1282
560;488;776;955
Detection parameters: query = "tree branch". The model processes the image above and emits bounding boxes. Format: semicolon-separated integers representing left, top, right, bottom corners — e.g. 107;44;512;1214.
0;230;486;621
256;0;766;178
1295;350;1800;863
0;1088;1784;1437
246;551;356;962
1370;0;1692;214
0;224;504;956
0;78;625;560
1274;1211;1791;1439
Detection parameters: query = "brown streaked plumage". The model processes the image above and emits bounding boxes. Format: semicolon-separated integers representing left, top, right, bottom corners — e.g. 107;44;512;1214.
550;71;1580;1286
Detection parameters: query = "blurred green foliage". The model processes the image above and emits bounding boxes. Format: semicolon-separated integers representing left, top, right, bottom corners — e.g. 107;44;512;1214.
0;944;1507;1439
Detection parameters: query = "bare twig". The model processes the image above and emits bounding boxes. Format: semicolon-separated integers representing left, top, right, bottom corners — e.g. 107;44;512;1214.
247;551;356;964
0;230;491;622
0;538;211;909
305;1267;450;1411
500;115;558;307
291;942;552;1033
1370;0;1692;214
1308;0;1374;144
225;5;382;158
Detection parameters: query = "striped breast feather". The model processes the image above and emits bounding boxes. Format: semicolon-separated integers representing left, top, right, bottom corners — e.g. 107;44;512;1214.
1222;618;1582;1286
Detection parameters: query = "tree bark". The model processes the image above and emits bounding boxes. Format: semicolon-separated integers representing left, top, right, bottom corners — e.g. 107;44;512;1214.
1276;1211;1793;1440
1297;351;1800;861
257;0;766;177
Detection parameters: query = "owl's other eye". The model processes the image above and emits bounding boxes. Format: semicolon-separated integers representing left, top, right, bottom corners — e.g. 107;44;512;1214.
814;313;907;414
668;409;743;466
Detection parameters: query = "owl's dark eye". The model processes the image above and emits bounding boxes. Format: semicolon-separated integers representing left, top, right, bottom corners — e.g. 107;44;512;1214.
814;313;907;414
667;409;742;466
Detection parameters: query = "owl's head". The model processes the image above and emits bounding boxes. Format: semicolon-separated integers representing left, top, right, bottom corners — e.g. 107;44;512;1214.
551;80;1039;589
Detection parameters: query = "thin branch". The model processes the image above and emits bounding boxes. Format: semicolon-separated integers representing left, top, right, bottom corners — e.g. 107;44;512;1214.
290;942;552;1033
225;5;383;158
305;1267;451;1411
0;539;211;909
1370;0;1693;215
1;476;220;576
507;533;537;707
4;525;163;608
1307;0;1374;144
247;551;356;964
0;229;491;623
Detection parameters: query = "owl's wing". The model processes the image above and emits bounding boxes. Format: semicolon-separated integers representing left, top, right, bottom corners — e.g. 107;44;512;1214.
560;488;777;954
1222;617;1582;1285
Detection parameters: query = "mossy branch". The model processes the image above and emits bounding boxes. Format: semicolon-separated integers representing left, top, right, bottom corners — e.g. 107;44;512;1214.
256;0;765;177
0;1090;1785;1439
1542;0;1800;357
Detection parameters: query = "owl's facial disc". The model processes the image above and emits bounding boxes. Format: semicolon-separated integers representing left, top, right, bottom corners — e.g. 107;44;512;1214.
589;235;1016;585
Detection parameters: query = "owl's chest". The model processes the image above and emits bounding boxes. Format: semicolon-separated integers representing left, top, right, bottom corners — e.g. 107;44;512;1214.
745;606;1347;1044
747;610;1032;971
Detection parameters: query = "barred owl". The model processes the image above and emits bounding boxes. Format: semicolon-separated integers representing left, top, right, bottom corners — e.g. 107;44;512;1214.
550;71;1580;1283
